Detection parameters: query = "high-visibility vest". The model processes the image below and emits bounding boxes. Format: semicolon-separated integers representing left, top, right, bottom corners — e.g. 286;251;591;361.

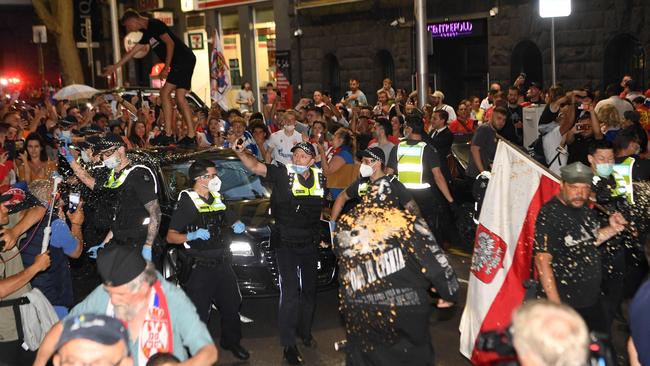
104;164;158;193
358;181;369;196
396;141;431;189
612;157;635;203
179;189;226;212
287;165;324;197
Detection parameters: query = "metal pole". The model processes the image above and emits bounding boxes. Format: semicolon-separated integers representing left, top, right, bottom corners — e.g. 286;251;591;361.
414;0;428;108
551;17;556;86
109;0;122;87
37;43;45;85
85;17;96;88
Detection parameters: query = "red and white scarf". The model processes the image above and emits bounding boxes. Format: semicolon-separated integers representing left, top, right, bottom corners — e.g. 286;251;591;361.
107;281;173;365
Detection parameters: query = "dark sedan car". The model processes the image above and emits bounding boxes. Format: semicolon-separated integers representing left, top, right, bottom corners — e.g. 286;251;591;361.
135;147;338;297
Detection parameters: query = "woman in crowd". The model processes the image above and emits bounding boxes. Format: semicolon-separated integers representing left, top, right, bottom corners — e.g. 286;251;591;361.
390;115;404;140
318;128;356;201
18;133;57;184
127;120;149;149
469;96;483;121
310;120;331;167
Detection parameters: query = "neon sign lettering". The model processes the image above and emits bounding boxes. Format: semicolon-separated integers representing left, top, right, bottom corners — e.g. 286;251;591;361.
427;21;474;38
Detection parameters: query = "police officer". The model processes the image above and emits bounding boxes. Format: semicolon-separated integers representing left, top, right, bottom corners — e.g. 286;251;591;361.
386;116;458;245
233;141;325;365
65;134;160;260
165;159;249;360
331;147;419;221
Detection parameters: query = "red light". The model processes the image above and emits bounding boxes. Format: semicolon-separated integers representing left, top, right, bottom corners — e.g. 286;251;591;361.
589;343;600;352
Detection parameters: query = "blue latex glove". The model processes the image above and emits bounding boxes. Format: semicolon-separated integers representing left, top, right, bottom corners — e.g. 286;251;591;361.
187;228;211;241
62;147;74;163
231;220;246;234
142;246;152;261
87;242;105;259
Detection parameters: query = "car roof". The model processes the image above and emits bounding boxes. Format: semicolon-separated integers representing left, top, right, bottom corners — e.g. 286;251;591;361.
134;146;240;167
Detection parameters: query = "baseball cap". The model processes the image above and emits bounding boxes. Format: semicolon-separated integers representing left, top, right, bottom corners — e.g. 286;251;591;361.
290;142;316;156
55;314;130;353
97;245;146;287
360;147;385;164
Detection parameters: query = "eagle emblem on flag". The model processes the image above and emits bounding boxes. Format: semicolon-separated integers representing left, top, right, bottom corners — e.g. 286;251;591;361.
470;227;506;283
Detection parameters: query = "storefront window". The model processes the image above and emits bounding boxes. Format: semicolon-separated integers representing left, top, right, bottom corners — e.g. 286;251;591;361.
255;7;276;104
220;12;242;85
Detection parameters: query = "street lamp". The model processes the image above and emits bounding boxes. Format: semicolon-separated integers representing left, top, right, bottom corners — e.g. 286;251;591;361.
539;0;571;86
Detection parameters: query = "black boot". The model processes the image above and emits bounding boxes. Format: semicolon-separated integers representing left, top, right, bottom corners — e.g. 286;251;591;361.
221;342;250;360
283;345;304;365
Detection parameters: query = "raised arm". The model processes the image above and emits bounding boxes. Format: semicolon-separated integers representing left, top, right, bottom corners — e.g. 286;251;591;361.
234;148;267;177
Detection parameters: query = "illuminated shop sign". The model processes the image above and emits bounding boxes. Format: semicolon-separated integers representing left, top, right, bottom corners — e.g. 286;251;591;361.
427;20;476;38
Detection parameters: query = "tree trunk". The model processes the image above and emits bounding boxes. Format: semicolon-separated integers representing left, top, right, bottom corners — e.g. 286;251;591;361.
56;31;85;85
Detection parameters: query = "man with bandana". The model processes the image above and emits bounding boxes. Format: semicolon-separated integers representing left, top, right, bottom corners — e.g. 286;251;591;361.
34;245;218;366
165;159;249;360
334;171;460;365
63;134;161;261
233;140;325;365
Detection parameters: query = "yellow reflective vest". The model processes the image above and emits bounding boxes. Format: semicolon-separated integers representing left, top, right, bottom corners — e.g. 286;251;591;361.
396;141;431;189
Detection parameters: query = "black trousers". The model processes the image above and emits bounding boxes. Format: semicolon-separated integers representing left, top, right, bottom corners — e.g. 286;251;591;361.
0;340;35;366
576;299;608;336
184;262;242;347
276;244;318;346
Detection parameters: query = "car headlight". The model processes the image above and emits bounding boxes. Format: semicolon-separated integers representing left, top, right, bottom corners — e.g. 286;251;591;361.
230;241;254;256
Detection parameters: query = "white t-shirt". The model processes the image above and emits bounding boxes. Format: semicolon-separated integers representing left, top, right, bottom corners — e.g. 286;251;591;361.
434;104;457;122
237;90;255;112
541;123;568;175
268;129;303;166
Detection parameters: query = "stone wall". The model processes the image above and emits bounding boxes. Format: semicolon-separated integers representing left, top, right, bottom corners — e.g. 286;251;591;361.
488;0;650;90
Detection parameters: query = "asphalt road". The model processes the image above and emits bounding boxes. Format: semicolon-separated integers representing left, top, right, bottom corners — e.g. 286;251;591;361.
209;253;473;366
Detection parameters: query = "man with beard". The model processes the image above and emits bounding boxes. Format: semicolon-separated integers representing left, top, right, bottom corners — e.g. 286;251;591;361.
34;245;218;366
534;162;628;333
334;173;459;365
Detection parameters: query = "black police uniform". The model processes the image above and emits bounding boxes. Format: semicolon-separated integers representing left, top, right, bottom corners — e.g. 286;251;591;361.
266;163;325;347
81;164;113;247
105;164;158;247
168;189;242;348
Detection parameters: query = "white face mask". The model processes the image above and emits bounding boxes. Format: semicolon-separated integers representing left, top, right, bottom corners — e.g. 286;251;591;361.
103;154;120;169
359;163;375;178
207;176;222;193
284;124;295;132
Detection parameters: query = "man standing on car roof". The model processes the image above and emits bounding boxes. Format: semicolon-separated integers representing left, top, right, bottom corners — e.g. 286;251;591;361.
63;134;160;261
232;139;325;365
103;9;196;146
165;159;250;360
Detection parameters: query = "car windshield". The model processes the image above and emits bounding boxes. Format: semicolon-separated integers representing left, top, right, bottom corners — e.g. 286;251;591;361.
162;159;270;201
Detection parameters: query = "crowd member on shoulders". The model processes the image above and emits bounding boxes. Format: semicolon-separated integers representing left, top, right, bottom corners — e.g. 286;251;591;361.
376;78;395;100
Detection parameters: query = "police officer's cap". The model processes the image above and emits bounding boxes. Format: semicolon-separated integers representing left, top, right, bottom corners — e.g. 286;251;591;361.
360;147;385;164
59;115;77;127
290;142;316;156
81;123;103;136
560;162;593;184
95;133;126;152
97;245;146;287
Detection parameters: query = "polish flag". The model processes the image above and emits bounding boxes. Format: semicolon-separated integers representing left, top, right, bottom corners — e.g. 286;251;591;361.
459;140;560;364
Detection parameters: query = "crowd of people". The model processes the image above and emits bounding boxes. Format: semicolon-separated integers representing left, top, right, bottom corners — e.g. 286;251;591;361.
2;66;650;365
1;9;650;365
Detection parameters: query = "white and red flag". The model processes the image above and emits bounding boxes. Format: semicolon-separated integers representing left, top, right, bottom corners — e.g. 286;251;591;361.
459;140;560;364
210;28;231;111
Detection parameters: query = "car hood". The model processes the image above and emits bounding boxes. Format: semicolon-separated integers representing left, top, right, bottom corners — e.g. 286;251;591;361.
225;197;273;230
